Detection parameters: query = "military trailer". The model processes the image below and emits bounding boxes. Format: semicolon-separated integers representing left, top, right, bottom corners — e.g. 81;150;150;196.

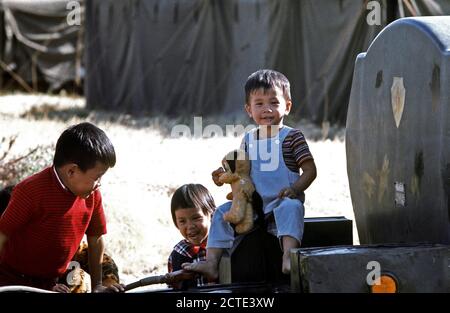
291;16;450;293
1;16;449;295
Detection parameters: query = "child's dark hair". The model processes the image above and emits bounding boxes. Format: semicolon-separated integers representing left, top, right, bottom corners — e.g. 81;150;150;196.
244;69;291;103
170;184;216;227
53;122;116;172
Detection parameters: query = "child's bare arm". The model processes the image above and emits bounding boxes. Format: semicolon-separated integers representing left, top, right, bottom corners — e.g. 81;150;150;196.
87;235;104;291
87;235;124;293
279;159;317;199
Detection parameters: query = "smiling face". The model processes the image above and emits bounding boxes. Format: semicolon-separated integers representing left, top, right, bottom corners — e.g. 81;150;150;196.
245;86;292;128
174;207;210;246
61;161;109;199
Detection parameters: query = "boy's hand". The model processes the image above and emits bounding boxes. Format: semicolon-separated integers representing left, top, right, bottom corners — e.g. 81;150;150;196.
92;283;125;293
278;187;299;199
52;283;71;293
211;167;225;186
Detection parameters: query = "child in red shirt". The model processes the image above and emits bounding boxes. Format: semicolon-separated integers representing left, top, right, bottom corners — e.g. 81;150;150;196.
0;122;123;293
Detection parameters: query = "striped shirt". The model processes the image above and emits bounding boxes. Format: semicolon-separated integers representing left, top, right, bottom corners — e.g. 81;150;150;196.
0;167;107;279
241;127;314;173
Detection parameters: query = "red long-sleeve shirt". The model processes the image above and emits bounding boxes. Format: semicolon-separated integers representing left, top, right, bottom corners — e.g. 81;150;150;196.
0;167;107;279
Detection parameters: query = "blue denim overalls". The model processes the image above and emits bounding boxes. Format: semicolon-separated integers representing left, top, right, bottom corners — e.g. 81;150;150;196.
207;126;305;249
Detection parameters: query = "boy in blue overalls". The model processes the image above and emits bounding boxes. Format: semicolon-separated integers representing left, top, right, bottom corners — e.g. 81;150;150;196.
183;69;317;280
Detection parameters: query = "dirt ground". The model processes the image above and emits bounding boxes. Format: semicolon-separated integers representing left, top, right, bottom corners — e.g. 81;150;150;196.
0;93;356;289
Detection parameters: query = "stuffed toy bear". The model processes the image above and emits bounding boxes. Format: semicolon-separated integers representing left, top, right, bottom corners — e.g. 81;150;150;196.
219;149;255;234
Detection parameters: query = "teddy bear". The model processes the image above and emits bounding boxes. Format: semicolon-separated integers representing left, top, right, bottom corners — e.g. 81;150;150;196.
219;149;255;234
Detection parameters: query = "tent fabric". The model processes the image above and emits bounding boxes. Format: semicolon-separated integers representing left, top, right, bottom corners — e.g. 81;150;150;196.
2;0;450;123
86;0;262;116
269;0;386;124
402;0;450;16
1;0;83;90
85;0;386;124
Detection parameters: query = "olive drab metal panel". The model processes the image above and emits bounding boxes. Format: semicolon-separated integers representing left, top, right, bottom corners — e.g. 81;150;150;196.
346;17;450;245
